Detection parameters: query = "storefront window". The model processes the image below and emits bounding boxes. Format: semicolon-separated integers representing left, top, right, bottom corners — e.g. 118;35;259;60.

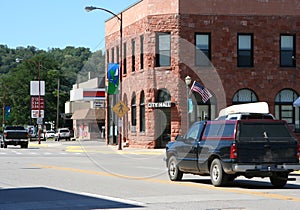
275;89;299;132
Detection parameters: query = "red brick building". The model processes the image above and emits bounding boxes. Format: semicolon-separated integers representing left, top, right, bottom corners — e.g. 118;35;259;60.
105;0;300;148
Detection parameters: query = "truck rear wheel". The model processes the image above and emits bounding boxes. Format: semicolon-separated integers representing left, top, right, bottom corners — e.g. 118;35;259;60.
210;159;229;186
270;172;288;188
168;156;183;181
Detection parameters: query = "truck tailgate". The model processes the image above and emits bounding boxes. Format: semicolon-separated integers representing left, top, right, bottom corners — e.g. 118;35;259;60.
237;121;299;164
5;131;28;139
236;140;298;163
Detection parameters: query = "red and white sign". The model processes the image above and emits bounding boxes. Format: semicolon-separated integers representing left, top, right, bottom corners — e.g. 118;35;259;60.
31;110;44;118
31;96;44;110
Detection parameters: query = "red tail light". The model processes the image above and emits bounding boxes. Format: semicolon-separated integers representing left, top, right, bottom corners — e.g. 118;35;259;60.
230;143;238;159
297;144;300;159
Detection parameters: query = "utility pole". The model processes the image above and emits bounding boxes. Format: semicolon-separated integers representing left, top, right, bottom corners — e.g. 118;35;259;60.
2;85;6;129
56;78;60;130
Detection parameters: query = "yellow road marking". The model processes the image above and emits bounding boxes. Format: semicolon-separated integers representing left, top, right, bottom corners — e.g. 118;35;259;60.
29;143;48;148
65;146;164;155
32;164;300;202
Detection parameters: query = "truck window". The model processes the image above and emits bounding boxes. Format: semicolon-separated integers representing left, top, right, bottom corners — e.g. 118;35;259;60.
238;121;294;141
203;122;235;139
185;122;204;141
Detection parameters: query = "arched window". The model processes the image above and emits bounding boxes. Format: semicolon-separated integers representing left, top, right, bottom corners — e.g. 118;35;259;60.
157;88;171;102
275;89;299;132
131;93;137;132
232;89;258;104
140;91;145;132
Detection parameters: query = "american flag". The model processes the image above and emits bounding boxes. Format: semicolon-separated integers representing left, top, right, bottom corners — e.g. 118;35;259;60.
191;81;212;103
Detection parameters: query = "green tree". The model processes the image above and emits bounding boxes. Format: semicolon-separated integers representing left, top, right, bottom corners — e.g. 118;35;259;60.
0;45;105;129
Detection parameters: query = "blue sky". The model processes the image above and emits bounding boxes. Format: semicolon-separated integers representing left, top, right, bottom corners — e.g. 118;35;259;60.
0;0;138;52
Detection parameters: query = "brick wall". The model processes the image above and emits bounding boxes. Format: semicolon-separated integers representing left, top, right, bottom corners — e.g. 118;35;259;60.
105;0;300;147
179;14;300;112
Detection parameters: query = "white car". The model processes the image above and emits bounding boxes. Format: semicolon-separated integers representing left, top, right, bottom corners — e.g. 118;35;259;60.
45;130;55;139
55;128;71;141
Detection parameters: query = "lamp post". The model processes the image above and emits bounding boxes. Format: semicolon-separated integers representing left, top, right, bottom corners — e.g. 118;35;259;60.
85;6;123;150
16;58;42;144
185;75;191;131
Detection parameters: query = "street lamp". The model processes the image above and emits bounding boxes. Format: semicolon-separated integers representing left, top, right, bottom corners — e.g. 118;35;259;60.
185;76;191;131
85;6;123;150
16;58;42;144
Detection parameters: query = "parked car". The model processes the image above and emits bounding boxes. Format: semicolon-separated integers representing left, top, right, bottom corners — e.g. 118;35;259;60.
55;128;71;141
45;130;55;139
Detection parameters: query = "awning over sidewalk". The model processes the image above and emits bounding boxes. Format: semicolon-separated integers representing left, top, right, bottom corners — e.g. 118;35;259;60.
71;108;105;120
293;97;300;107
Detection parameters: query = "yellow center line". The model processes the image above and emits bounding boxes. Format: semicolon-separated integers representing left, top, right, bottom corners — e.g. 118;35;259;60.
65;146;164;155
32;163;300;202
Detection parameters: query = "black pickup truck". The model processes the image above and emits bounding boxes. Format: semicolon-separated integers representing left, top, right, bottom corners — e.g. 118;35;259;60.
1;126;29;148
166;119;300;187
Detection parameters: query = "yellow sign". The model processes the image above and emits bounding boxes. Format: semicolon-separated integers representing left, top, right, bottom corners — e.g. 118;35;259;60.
112;101;130;118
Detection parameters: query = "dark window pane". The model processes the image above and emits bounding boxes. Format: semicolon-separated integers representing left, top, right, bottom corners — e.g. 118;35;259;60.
280;51;294;66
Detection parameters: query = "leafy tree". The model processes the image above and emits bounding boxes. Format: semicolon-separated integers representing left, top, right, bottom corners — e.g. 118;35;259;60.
0;45;105;130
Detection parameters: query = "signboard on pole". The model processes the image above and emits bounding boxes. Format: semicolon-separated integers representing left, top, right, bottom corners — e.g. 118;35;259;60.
37;117;43;125
31;96;45;110
30;81;45;96
31;110;44;118
112;101;129;118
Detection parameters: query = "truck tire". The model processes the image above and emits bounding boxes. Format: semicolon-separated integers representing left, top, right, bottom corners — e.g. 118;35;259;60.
21;143;28;149
168;156;183;181
270;172;288;188
210;159;229;187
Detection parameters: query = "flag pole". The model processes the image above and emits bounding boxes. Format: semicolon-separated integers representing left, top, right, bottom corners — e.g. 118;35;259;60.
188;81;195;96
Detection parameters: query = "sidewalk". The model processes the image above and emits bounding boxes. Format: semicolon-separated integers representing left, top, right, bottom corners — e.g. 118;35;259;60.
29;139;166;156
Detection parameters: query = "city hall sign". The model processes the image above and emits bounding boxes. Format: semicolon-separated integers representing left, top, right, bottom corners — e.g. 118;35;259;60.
148;101;172;108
